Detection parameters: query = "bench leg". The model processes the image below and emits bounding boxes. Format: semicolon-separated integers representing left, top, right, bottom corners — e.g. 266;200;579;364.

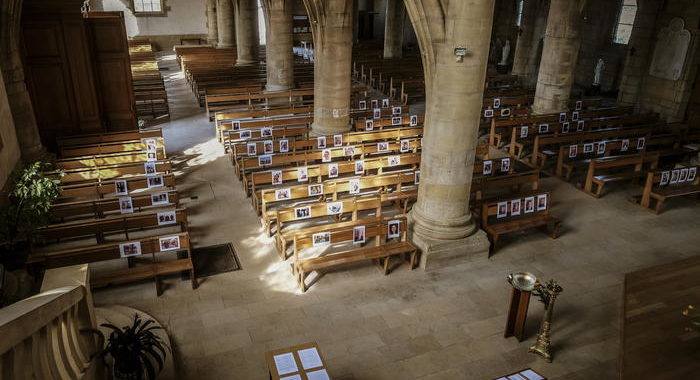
383;257;390;275
551;221;561;239
653;197;665;214
155;276;163;297
190;269;199;290
488;234;499;258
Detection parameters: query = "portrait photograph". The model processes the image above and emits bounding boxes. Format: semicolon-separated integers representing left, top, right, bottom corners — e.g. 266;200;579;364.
575;100;583;110
349;178;361;194
400;140;410;153
371;99;378;109
333;134;343;147
298;167;308;182
119;241;142;258
387;220;401;239
239;130;252;139
377;142;389;152
373;108;381;119
295;206;311;220
359;100;367;110
275;188;291;201
561;122;570;134
279;139;289;153
524;197;535;213
312;232;331;247
577;120;585;132
115;179;128;196
388;156;401;167
483;160;493;175
146;152;157;162
537;194;548;211
501;158;510;172
392;117;401;126
159;236;181;251
264;140;274;154
147;175;164;188
660;171;670;185
326;202;343;215
670;169;680;184
321;149;332;162
410;115;418;126
232;121;241;130
353;226;366;244
597;141;606;155
365;119;374;130
559;112;567;123
392;106;402;115
247;143;257;156
484;109;494;118
520;126;528;138
688;167;697;182
497;202;508;218
583;143;594;154
144;162;157;175
354;160;365;174
621;139;630;152
151;191;169;206
679;168;688;182
511;199;521;216
572;111;580;121
317;136;327;149
382;98;390;108
637;137;646;150
328;163;339;178
344;146;355;157
261;127;273;138
119;197;134;214
539;124;549;133
144;138;157;152
157;211;177;226
568;145;578;158
271;170;283;185
258;155;272;166
493;98;501;109
500;108;511;117
308;184;324;196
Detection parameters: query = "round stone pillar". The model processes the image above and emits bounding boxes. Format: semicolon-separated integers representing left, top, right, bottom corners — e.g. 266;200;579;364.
216;0;235;49
511;0;538;77
263;0;294;92
234;0;260;65
532;0;583;114
207;0;219;45
383;0;405;59
307;0;354;135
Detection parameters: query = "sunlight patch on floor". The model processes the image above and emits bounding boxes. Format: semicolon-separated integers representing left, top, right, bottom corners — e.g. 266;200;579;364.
181;138;226;167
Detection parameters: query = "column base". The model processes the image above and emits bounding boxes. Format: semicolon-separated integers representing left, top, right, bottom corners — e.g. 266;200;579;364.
310;122;351;137
236;59;258;66
264;84;293;93
216;43;234;49
410;228;490;270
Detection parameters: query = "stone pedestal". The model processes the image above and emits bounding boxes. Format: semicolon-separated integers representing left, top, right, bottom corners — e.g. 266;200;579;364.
306;0;354;135
410;219;490;270
263;0;294;92
207;0;219;45
235;0;260;65
383;0;405;59
216;0;235;48
532;0;583;114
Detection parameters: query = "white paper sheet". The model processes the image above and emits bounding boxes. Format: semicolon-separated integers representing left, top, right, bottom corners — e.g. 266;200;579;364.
507;374;527;380
297;347;323;370
306;369;330;380
280;375;302;380
273;352;298;375
520;369;544;380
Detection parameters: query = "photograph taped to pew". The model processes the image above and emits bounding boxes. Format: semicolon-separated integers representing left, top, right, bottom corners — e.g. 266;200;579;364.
524;197;535;213
147;175;164;188
537;194;548;211
621;139;630;151
327;202;343;215
400;140;410;153
679;168;688;182
119;197;134;214
392;106;402;115
280;139;289;153
295;206;311;220
387;220;401;239
259;155;272;166
144;138;157;152
373;108;381;119
494;98;501;109
115;179;128;195
382;98;390;108
365;119;374;130
261;127;273;138
272;170;283;185
359;100;367;110
308;184;323;196
388;156;401;167
322;149;332;162
583;143;594;154
689;167;697;182
119;241;142;258
264;140;274;154
354;160;364;175
353;226;366;244
275;188;291;201
240;130;252;139
247;143;257;156
572;111;580;121
333;134;343;147
371;99;378;109
501;158;511;172
561;122;570;133
483;160;493;175
377;142;389;152
660;171;670;185
501;108;511;117
511;199;521;216
577;120;585;132
671;169;680;184
497;202;508;218
298;167;308;182
349;178;360;194
232;120;241;130
559;112;567;122
144;162;157;175
637;137;646;150
597;141;606;155
484;109;494;118
344;146;355;157
520;126;528;138
151;191;170;206
539;124;549;133
410;115;418;126
312;232;331;247
392;117;401;126
317;136;326;149
576;100;583;110
157;211;177;226
159;235;181;251
328;164;339;178
569;145;578;158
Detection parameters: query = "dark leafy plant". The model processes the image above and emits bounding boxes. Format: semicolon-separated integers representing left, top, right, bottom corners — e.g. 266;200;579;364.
0;161;62;246
85;314;169;380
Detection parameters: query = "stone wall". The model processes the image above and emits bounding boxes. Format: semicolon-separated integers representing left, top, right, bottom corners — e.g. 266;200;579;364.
0;69;21;189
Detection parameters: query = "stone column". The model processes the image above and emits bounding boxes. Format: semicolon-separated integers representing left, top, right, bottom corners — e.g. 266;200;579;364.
262;0;294;91
532;0;583;114
383;0;405;59
511;0;538;77
404;0;494;268
207;0;219;45
216;0;235;48
304;0;354;135
524;1;549;88
234;0;260;65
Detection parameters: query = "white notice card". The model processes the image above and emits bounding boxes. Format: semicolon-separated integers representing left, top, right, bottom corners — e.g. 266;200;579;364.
273;352;298;375
280;375;302;380
306;369;330;380
298;347;323;370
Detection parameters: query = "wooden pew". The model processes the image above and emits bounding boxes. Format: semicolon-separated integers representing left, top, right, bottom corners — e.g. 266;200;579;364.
481;191;561;256
57;128;163;154
55;160;172;184
292;216;417;292
59;138;166;158
54;150;168;170
58;173;176;201
52;190;180;221
578;152;660;198
635;165;699;214
28;232;197;296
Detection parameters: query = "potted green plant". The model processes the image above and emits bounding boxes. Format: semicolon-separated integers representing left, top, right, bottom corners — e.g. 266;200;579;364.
0;161;62;270
86;314;169;380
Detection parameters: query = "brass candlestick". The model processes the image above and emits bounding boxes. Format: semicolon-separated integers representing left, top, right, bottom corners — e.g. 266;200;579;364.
529;279;563;362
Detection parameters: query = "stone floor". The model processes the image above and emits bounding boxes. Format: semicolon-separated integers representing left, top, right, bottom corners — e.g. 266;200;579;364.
93;53;700;379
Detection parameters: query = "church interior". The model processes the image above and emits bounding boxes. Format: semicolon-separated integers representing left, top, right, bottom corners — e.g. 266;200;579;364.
0;0;699;379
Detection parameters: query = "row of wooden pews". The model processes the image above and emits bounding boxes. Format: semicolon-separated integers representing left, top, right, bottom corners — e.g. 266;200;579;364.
128;40;170;125
27;128;197;296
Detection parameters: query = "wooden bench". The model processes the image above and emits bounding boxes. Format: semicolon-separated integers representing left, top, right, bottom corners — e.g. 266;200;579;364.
292;216;417;292
481;192;561;256
54;160;172;184
28;232;197;296
578;153;660;198
57;128;162;154
54;150;168;170
59;138;166;158
58;173;176;201
52;190;179;221
635;165;699;214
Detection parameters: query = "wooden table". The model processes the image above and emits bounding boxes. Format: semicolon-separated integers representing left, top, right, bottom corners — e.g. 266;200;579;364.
265;342;331;380
621;255;700;379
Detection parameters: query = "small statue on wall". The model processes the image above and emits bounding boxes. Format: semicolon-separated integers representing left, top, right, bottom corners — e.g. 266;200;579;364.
499;39;511;66
591;58;605;95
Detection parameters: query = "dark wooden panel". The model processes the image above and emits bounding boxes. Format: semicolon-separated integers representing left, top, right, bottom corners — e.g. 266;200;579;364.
63;19;102;132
